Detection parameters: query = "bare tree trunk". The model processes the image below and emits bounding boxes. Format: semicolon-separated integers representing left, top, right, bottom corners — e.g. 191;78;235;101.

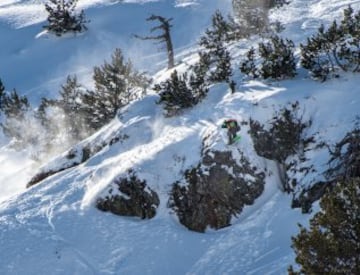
165;31;174;69
135;15;175;70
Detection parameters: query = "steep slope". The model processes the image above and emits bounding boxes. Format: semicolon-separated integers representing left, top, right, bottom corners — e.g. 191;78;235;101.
1;0;360;274
0;0;232;201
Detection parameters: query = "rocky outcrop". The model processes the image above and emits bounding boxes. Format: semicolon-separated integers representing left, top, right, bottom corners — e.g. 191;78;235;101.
292;128;360;213
96;171;160;219
26;133;129;188
169;148;265;233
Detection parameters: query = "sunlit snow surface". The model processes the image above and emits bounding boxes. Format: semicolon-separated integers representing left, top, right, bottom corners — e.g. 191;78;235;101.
0;0;360;274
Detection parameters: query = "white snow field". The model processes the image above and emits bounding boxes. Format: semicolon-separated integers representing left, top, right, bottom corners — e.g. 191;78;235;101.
0;0;360;274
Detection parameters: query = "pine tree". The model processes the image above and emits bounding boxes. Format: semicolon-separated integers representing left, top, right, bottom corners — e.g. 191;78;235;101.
37;75;89;142
300;6;360;80
259;35;296;79
0;89;32;145
198;11;235;85
289;178;360;274
1;89;29;119
209;45;233;83
43;0;88;36
249;102;311;191
154;70;196;117
189;52;211;101
58;75;89;140
241;35;296;79
327;128;360;181
200;10;237;50
240;47;259;78
81;48;149;130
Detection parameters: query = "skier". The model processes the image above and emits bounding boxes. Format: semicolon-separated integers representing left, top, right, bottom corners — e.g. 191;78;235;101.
221;119;240;145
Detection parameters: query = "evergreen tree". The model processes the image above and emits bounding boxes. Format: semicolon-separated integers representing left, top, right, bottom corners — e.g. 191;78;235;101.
301;6;360;80
327;128;360;181
209;45;233;83
259;35;296;79
37;75;89;142
240;47;259;78
81;48;149;130
0;89;32;145
241;35;296;79
1;89;29;119
57;75;89;140
289;178;360;274
154;70;196;117
199;11;234;85
43;0;88;36
200;10;238;50
189;52;211;101
249;102;311;191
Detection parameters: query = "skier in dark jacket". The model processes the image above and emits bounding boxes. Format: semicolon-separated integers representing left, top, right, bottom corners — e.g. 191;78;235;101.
221;119;240;145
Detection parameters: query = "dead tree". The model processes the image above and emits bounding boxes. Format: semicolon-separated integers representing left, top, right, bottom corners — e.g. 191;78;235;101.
135;15;175;69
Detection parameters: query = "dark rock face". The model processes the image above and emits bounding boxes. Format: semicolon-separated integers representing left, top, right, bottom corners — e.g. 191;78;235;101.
26;133;129;188
291;182;331;213
97;171;160;219
169;149;265;233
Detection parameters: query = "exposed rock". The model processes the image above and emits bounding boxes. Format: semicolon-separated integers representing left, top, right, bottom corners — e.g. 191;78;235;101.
96;171;160;219
291;182;332;213
169;149;265;233
26;146;91;188
26;133;129;188
293;127;360;213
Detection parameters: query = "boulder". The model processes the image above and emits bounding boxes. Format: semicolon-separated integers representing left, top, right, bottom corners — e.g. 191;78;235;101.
169;149;265;233
97;171;160;219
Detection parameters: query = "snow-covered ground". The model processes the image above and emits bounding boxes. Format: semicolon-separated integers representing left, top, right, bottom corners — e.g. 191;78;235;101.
0;0;360;274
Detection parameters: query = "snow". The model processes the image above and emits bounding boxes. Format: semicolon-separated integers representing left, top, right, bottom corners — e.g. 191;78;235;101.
0;0;359;274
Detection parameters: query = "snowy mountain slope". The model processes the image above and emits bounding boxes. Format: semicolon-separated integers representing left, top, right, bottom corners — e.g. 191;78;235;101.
1;0;360;274
0;0;232;202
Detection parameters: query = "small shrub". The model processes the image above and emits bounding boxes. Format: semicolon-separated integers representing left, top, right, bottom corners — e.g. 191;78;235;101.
199;10;242;50
249;102;312;191
43;0;88;36
241;35;296;79
96;170;160;219
239;47;259;79
154;70;196;117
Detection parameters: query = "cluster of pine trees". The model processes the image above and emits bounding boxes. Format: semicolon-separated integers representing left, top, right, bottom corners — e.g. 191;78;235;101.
241;5;360;81
155;3;360;114
0;49;149;159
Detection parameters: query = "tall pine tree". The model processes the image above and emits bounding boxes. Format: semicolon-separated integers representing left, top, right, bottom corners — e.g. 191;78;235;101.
81;48;149;130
